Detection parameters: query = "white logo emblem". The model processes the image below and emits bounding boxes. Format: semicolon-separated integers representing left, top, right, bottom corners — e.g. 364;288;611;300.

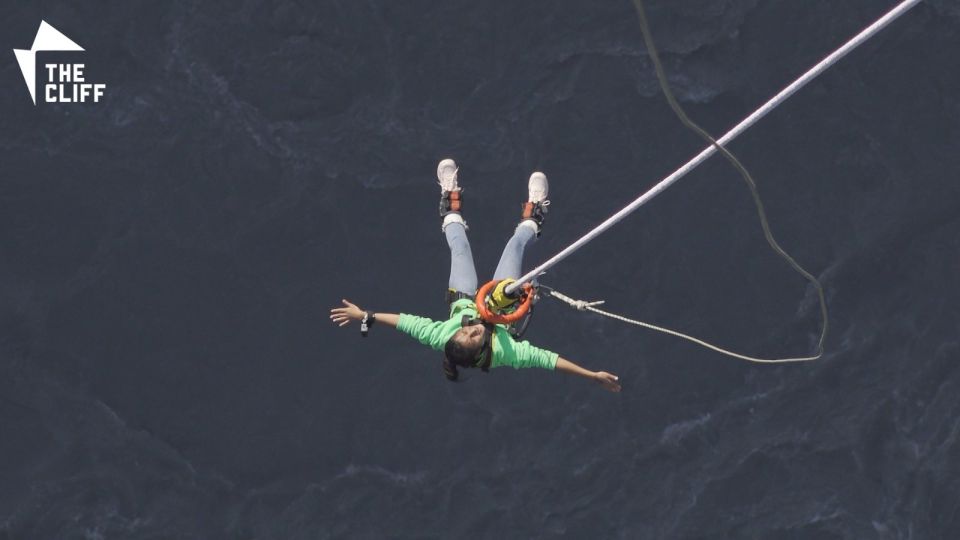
13;21;106;105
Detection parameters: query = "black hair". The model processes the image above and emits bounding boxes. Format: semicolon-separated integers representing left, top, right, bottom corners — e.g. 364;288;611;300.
442;334;482;381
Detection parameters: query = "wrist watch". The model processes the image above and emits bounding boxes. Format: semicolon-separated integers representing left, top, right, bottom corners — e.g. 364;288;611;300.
360;311;376;337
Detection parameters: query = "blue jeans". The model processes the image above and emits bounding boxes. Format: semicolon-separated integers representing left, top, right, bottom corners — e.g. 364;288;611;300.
445;223;536;295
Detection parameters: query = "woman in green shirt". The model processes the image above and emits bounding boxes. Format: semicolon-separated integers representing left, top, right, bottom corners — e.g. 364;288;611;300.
330;160;620;393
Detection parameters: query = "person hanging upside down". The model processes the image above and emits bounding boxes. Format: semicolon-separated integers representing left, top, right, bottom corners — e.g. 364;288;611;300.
330;159;621;392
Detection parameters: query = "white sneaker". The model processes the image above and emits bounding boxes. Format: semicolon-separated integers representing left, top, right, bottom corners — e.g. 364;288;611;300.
437;158;460;193
527;171;549;204
522;171;550;237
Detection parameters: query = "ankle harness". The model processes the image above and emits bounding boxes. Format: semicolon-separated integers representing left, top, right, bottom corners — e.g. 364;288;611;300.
439;190;462;217
521;201;549;235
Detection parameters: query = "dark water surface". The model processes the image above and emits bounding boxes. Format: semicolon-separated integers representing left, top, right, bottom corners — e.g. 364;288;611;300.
2;1;959;538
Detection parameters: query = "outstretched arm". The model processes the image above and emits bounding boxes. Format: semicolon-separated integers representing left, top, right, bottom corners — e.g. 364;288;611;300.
555;356;621;393
331;299;453;352
330;299;398;328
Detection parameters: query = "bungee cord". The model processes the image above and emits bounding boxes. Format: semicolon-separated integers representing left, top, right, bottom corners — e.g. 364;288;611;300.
543;286;819;364
502;0;923;362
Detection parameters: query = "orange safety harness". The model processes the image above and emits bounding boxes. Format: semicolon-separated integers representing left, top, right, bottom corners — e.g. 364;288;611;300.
474;279;535;325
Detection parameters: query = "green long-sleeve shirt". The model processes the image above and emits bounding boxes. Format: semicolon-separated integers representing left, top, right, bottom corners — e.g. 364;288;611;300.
397;299;558;370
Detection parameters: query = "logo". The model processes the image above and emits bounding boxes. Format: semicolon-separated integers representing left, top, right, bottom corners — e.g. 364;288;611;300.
13;20;106;105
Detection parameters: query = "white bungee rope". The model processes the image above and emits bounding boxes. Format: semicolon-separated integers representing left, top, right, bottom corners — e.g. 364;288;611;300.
543;286;818;364
505;0;922;362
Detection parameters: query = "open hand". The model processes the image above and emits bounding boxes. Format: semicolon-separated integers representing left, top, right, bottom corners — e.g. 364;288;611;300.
593;371;621;393
330;299;365;327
